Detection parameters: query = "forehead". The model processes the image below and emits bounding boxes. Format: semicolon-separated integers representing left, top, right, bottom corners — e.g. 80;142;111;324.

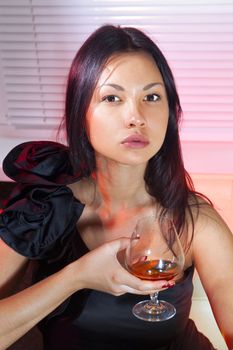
97;51;163;86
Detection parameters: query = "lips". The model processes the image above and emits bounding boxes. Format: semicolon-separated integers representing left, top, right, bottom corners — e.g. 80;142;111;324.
121;134;149;149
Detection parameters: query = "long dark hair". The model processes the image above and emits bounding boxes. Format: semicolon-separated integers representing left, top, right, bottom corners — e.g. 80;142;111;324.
64;24;209;250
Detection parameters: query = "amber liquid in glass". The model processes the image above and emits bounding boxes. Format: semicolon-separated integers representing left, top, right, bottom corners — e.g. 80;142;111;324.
129;259;179;281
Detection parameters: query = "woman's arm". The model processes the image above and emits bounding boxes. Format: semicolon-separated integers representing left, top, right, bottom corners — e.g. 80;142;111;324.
0;237;82;350
0;237;172;350
192;205;233;349
0;239;28;299
0;266;76;349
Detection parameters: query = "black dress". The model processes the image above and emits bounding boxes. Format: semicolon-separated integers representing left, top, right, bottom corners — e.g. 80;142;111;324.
0;141;216;350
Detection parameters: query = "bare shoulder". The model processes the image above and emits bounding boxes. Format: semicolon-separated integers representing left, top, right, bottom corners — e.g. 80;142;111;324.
189;194;233;287
67;178;95;205
189;197;233;346
191;195;232;245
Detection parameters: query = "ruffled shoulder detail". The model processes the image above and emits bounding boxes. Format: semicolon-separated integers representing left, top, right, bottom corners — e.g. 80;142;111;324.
0;141;85;259
3;141;81;185
0;184;84;259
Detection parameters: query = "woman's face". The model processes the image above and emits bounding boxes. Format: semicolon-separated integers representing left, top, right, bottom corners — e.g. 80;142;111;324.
86;51;169;167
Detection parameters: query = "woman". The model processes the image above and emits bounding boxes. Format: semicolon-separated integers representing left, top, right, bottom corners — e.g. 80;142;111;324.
0;25;232;350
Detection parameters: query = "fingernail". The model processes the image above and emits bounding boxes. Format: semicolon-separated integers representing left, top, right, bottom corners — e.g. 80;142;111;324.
162;282;175;289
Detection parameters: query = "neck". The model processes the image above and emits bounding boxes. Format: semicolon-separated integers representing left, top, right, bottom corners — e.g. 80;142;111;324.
92;157;151;212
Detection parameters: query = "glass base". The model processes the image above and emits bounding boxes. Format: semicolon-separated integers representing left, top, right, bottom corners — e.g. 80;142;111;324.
132;299;176;322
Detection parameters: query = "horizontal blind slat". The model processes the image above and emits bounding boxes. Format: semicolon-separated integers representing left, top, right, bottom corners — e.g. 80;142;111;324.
2;33;233;43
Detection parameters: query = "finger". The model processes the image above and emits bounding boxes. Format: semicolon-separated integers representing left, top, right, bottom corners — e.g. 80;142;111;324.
120;284;165;295
108;237;130;254
119;268;176;291
119;284;151;295
120;280;176;295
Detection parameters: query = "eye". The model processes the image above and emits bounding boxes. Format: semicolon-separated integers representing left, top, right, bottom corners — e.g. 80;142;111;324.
102;95;121;103
143;94;160;102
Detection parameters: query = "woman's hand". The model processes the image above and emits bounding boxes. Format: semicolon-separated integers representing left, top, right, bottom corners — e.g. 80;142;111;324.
69;237;174;296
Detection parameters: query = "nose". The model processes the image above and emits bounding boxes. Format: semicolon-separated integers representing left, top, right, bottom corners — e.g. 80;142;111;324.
126;117;146;128
125;104;146;129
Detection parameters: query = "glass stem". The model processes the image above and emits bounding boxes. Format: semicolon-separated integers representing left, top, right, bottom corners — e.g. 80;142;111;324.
150;291;160;306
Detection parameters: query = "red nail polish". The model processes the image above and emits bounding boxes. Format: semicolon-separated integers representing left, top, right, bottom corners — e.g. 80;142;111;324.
162;282;175;289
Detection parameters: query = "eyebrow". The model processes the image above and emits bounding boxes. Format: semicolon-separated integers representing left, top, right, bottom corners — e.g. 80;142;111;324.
143;82;164;90
100;83;124;91
100;82;164;91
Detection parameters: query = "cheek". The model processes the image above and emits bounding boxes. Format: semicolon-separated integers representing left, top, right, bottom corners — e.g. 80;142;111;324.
159;119;169;145
160;104;169;131
85;108;103;144
87;117;113;150
150;109;169;139
162;116;169;137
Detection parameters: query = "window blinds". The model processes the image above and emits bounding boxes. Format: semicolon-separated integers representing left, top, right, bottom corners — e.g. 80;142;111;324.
0;0;232;143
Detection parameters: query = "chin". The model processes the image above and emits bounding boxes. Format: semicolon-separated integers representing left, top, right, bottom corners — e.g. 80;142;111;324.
116;155;152;167
95;149;155;167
